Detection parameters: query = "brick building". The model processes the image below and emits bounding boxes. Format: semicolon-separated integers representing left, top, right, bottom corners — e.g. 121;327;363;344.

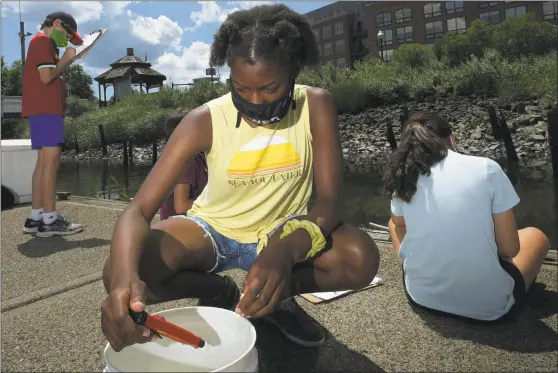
305;2;370;68
306;1;557;65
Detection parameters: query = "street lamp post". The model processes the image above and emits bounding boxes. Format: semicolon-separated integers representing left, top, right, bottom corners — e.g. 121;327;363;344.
377;30;384;62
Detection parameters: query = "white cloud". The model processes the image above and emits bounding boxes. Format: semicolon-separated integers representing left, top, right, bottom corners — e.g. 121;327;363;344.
77;61;107;80
187;1;274;30
2;1;108;26
153;41;229;85
189;1;232;29
103;1;134;17
227;1;274;10
130;14;184;51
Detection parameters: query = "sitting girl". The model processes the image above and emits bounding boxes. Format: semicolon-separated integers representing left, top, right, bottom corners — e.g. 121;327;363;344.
384;112;550;323
159;123;208;220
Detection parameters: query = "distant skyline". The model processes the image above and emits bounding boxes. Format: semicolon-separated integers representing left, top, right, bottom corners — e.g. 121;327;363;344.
1;1;331;97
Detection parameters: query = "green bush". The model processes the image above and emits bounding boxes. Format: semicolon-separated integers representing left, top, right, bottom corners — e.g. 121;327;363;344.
450;49;503;97
1;118;28;139
392;44;436;70
66;96;97;117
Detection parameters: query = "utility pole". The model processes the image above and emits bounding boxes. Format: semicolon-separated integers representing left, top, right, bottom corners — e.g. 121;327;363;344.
17;2;31;65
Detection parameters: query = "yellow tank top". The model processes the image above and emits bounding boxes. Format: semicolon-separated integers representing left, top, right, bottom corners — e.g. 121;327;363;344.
187;85;313;249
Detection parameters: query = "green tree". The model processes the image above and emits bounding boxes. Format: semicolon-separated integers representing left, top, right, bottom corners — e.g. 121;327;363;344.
438;19;494;67
0;56;95;99
491;14;558;60
66;64;95;99
0;58;23;95
1;56;8;94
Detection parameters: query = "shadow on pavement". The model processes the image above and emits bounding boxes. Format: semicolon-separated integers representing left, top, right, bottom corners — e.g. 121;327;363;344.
254;319;384;372
414;283;558;354
17;236;110;258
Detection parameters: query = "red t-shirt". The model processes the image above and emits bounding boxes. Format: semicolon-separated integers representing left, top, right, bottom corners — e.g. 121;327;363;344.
21;32;66;118
159;153;209;220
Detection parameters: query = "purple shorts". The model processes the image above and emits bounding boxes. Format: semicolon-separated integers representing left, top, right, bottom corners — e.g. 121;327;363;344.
28;114;65;150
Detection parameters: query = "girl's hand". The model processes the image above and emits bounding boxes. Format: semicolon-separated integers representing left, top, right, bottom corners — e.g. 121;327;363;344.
235;242;295;318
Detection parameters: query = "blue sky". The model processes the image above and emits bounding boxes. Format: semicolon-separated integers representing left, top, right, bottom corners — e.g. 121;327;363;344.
1;1;330;97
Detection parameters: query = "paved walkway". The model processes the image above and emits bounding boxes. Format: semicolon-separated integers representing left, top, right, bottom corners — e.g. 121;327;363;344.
1;199;556;372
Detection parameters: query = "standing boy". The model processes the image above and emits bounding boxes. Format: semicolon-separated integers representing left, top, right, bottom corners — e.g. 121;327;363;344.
22;11;84;237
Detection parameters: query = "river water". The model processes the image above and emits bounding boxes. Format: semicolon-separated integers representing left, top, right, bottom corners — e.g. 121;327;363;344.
57;159;557;248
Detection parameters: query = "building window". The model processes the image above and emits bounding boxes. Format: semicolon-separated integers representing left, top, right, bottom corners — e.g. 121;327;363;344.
396;25;413;43
356;20;363;32
336;40;345;54
380;29;393;45
426;43;435;48
376;11;392;27
446;1;464;14
323;25;331;39
425;20;443;39
424;2;442;18
335;22;344;35
505;5;526;19
543;1;558;20
324;43;333;56
325;60;333;66
379;49;393;62
447;17;466;33
479;1;499;8
480;10;500;24
395;8;412;23
337;58;346;68
313;29;320;41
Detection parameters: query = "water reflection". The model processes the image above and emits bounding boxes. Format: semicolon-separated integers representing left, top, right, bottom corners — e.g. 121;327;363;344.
56;159;557;248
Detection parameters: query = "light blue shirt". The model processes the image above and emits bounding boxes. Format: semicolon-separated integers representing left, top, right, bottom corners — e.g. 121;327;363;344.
391;150;520;321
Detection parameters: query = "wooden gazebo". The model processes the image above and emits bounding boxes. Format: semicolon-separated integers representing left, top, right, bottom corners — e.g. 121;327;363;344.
94;48;167;108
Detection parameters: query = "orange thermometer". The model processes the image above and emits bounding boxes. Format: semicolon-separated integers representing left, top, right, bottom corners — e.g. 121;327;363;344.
129;310;205;349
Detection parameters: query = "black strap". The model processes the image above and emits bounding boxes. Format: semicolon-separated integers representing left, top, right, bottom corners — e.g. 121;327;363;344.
236;112;241;128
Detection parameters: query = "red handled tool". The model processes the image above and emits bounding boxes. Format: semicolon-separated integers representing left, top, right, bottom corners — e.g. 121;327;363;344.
129;310;205;349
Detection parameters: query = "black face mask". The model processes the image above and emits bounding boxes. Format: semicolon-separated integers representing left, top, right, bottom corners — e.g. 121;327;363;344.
229;79;296;128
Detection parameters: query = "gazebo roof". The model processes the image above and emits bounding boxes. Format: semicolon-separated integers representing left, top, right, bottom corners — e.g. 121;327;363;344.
94;48;167;86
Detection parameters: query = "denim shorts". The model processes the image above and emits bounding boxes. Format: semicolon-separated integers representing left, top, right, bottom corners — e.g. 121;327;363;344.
174;215;282;273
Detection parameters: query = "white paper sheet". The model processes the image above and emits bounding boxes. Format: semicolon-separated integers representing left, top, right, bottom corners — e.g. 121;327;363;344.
309;276;384;300
72;29;107;61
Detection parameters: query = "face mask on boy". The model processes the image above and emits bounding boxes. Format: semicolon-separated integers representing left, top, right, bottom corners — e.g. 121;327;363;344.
50;29;68;48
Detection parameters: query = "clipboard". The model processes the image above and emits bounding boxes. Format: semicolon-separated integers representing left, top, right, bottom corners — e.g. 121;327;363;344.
72;28;108;62
300;276;385;304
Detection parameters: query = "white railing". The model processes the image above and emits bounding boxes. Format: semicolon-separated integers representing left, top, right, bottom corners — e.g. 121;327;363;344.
1;96;23;117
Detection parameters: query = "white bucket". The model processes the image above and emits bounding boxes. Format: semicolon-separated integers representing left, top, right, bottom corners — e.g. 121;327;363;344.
103;306;258;372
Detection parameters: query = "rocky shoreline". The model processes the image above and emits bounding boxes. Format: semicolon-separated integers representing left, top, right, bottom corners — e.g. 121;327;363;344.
62;95;554;172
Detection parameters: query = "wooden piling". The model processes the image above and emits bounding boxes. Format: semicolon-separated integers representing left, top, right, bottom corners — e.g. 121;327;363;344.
152;141;158;165
74;135;80;155
487;106;501;139
497;111;519;162
98;124;108;157
128;142;134;164
386;121;397;150
547;106;558;176
123;141;129;167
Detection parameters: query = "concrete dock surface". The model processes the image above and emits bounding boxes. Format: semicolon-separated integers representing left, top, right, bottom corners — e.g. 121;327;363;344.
1;199;557;372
